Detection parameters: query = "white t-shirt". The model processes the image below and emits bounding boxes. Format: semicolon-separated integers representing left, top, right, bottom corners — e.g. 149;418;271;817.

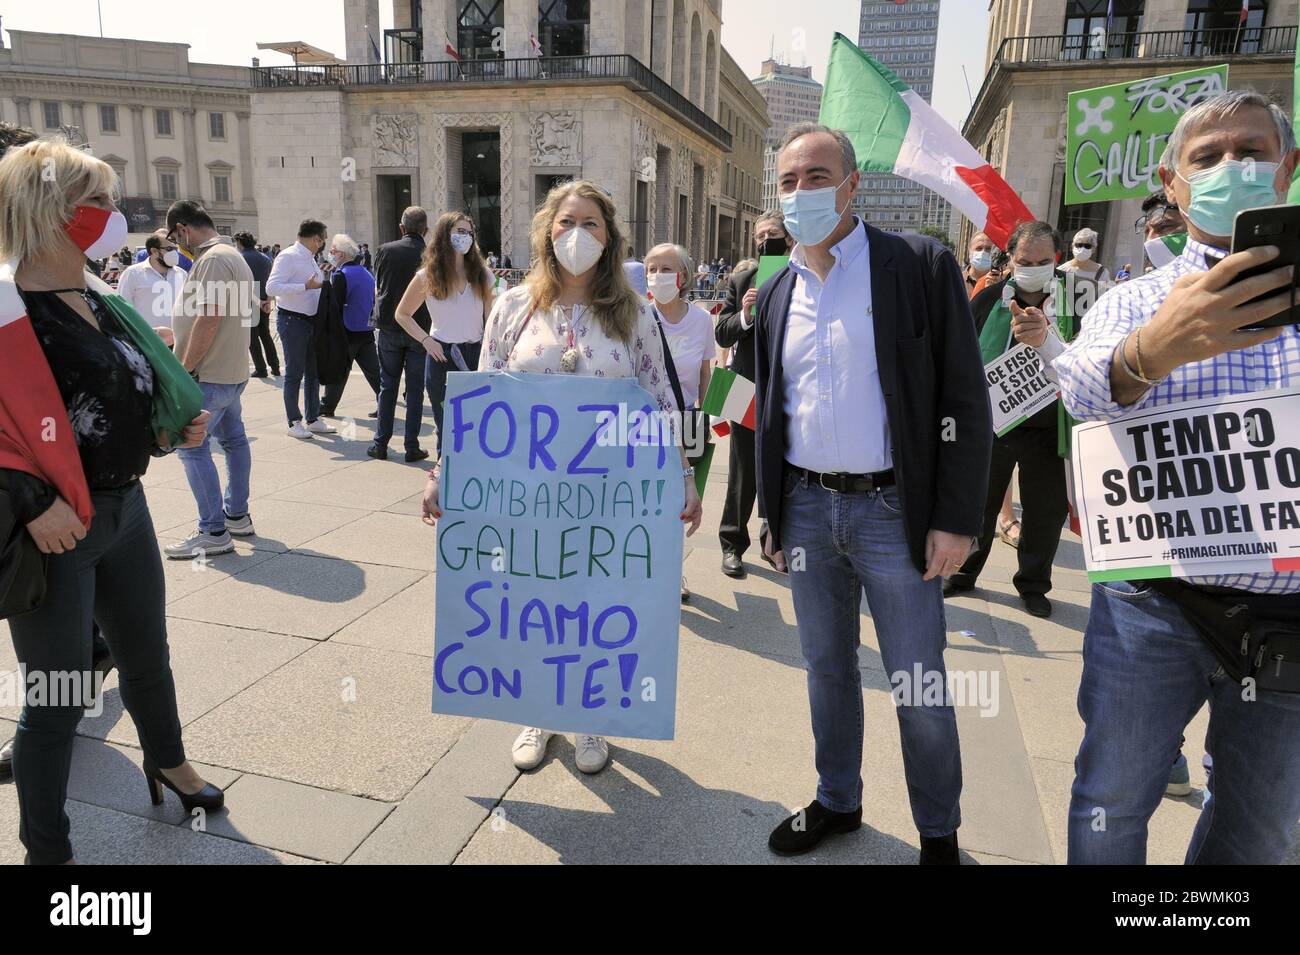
655;301;714;408
422;269;487;344
115;260;185;328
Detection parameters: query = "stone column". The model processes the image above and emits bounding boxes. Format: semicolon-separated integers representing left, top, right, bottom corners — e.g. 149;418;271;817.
421;0;459;62
344;0;382;64
69;100;86;138
129;105;151;196
236;110;255;205
505;0;540;59
589;2;623;56
182;107;201;199
13;96;32;128
1140;0;1188;33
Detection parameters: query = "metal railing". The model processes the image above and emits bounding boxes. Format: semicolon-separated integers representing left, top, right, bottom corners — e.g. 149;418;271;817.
994;25;1296;66
252;53;731;149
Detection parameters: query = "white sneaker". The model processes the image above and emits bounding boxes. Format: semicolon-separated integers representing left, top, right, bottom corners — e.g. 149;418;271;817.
574;734;609;774
511;727;553;770
224;513;255;537
307;419;337;434
288;421;314;439
164;530;234;560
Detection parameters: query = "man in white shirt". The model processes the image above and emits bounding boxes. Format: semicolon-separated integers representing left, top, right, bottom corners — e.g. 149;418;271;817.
754;124;991;863
266;218;335;439
116;231;185;340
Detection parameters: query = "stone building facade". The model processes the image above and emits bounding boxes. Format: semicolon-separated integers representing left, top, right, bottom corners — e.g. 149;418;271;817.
962;0;1297;268
253;0;733;264
717;48;770;264
0;30;257;236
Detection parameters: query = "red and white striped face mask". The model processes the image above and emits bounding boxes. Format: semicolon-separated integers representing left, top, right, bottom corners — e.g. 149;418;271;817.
64;205;128;259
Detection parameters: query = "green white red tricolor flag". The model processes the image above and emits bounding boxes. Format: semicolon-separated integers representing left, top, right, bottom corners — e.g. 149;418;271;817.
701;367;755;438
818;33;1033;249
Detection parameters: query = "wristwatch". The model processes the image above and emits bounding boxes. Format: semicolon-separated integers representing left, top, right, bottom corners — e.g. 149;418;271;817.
682;466;695;479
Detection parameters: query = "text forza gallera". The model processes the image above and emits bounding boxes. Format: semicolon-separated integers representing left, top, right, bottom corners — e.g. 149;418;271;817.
1072;388;1300;581
432;371;685;739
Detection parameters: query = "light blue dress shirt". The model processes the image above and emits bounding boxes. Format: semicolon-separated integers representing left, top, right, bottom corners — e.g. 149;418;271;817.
781;218;892;474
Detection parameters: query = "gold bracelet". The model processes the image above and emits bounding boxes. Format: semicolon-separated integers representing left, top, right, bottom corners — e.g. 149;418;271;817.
1134;326;1152;382
1117;333;1160;387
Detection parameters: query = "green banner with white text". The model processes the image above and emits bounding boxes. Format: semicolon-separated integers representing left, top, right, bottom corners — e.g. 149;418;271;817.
1066;65;1228;205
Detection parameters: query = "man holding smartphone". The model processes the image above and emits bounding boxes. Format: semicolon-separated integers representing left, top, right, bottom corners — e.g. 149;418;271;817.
1055;90;1300;864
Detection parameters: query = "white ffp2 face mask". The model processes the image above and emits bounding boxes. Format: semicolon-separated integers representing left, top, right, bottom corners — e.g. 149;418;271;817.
552;227;605;276
648;272;681;303
1072;245;1094;262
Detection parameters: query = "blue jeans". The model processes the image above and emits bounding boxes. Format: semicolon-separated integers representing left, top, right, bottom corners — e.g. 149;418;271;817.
425;340;482;456
1069;581;1300;864
375;326;426;452
177;381;250;534
780;469;962;835
277;310;319;425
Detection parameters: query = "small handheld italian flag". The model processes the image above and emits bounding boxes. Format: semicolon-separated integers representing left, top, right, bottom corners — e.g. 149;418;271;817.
819;33;1033;250
701;367;756;438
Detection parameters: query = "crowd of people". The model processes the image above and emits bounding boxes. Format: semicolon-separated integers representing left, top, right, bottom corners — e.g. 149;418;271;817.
2;87;1299;866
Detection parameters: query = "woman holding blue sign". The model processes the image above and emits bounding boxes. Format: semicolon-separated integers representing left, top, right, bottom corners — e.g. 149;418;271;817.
421;179;702;775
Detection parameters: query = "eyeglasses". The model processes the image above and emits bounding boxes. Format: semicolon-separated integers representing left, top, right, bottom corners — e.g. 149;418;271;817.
1074;243;1093;250
1135;207;1175;234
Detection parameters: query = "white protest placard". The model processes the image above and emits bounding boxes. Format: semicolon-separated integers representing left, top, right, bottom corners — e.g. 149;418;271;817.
1071;388;1300;582
984;341;1059;437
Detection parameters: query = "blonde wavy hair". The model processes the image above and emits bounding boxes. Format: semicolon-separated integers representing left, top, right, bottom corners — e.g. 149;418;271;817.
525;179;640;344
0;137;118;262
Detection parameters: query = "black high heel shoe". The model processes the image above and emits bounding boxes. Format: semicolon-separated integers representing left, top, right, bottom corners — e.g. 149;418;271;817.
143;758;225;813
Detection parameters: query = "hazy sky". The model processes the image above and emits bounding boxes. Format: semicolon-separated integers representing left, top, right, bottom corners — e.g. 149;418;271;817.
0;0;988;128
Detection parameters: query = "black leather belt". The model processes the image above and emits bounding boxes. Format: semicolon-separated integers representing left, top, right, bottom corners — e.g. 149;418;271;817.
791;465;895;493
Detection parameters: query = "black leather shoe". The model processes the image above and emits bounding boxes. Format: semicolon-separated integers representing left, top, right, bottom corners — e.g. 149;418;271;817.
406;448;430;463
919;831;960;865
320;410;339;419
0;737;13;783
768;800;862;856
1022;593;1052;618
143;758;224;813
721;552;746;579
367;410;378;418
367;443;388;460
942;577;974;598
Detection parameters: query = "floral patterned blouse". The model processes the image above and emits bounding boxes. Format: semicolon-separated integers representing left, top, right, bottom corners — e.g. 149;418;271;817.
480;285;679;423
19;288;156;488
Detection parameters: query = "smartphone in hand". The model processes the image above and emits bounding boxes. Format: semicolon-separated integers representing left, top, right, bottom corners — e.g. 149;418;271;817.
1229;204;1300;330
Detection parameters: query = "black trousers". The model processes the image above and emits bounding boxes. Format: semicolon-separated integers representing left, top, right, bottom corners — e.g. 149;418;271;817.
321;330;382;415
951;425;1068;597
248;307;279;375
8;483;184;864
719;424;757;556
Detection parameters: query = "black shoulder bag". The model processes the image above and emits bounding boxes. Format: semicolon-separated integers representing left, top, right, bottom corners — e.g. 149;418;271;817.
1148;579;1300;693
0;487;47;620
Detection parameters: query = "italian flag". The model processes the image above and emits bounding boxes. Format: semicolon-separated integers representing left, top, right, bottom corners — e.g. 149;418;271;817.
701;367;755;438
819;33;1033;250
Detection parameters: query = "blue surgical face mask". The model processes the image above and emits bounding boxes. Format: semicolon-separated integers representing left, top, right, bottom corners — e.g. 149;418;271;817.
970;250;994;272
780;174;852;247
1178;158;1281;239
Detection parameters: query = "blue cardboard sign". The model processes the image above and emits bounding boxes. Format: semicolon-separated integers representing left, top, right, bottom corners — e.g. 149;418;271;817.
432;371;685;739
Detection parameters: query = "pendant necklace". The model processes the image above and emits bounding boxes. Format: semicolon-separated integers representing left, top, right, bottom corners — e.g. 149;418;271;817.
558;304;587;373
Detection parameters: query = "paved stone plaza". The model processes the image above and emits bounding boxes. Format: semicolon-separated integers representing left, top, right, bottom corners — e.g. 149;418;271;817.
2;372;1297;865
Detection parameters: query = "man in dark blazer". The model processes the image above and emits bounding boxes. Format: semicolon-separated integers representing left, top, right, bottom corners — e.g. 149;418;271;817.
369;207;431;462
715;211;792;577
756;124;991;863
